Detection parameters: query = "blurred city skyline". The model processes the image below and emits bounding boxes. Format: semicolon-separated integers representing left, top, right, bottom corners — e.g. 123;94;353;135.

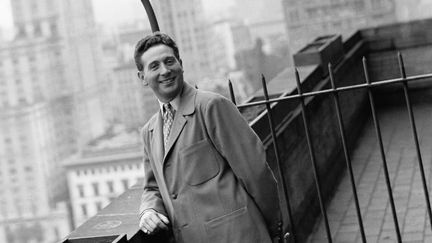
0;0;234;31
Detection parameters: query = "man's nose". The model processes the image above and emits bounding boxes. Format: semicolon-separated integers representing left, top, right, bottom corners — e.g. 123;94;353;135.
160;64;171;75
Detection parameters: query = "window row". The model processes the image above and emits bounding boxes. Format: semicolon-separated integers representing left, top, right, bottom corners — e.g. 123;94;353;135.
75;163;141;176
77;178;135;198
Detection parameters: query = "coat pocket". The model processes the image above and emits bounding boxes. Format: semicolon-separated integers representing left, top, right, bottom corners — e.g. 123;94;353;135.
204;207;260;242
180;139;221;186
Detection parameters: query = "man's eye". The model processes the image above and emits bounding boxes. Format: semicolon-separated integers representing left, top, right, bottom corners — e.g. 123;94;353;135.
166;59;175;65
149;64;159;70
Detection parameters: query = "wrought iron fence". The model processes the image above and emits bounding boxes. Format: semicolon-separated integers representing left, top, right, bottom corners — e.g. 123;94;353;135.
225;53;432;243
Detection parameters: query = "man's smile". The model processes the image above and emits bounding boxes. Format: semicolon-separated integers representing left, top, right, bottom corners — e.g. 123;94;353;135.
159;77;176;84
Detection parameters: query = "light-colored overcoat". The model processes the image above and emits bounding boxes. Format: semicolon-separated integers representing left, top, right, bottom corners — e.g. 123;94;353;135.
139;82;282;243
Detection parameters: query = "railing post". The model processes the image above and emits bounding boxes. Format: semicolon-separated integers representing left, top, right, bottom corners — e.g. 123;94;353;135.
397;52;432;231
362;57;402;242
328;63;367;242
140;0;160;32
261;74;296;243
294;69;333;243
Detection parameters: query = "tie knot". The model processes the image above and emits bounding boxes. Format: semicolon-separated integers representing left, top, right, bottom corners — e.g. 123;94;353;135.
163;103;172;113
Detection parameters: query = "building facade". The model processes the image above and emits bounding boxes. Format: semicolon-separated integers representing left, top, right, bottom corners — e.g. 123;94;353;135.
0;104;70;243
112;63;158;129
65;128;144;227
0;0;110;242
103;22;158;129
152;0;213;85
282;0;397;52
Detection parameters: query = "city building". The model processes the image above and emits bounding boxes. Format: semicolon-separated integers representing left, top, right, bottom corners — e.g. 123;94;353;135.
0;0;111;242
234;0;287;46
394;0;432;21
282;0;397;53
112;62;158;129
65;126;144;227
0;103;70;243
152;0;213;85
99;21;158;129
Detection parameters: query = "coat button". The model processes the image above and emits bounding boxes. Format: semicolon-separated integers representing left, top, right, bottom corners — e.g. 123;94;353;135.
171;193;177;199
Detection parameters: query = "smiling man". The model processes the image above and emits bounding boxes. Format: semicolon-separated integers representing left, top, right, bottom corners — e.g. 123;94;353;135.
135;32;283;243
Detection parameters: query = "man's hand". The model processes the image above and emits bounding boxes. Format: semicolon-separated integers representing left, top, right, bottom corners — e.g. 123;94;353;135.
139;209;170;235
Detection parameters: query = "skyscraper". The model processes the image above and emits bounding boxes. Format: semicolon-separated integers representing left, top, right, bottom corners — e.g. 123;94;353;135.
0;0;109;242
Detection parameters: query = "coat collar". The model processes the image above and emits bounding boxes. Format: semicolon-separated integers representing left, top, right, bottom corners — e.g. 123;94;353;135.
148;82;196;132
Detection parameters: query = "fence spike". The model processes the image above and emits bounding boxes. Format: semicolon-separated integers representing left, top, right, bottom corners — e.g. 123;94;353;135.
261;73;297;242
295;66;333;243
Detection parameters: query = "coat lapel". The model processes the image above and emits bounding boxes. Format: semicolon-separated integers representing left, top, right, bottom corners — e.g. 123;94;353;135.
163;83;197;162
149;112;165;167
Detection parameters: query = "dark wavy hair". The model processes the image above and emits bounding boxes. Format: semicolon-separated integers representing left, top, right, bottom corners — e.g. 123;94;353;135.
134;32;180;71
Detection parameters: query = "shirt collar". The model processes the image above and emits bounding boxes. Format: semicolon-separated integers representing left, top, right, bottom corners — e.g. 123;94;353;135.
158;93;181;113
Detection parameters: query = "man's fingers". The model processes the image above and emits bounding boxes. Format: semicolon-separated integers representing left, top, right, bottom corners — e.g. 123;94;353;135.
146;217;158;232
139;211;170;234
157;213;170;225
149;213;169;231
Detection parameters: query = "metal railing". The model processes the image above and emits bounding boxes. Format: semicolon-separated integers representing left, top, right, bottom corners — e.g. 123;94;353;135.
226;52;432;243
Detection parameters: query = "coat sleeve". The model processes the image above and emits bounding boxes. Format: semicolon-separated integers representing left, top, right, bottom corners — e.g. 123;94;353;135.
138;126;167;218
203;95;282;237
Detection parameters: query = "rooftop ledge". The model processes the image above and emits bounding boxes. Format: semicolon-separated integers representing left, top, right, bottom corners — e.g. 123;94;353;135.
61;18;432;242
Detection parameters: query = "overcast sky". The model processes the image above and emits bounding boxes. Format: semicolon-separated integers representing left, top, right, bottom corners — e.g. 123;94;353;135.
0;0;232;30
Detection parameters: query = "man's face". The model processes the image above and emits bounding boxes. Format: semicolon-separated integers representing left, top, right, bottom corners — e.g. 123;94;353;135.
138;44;184;103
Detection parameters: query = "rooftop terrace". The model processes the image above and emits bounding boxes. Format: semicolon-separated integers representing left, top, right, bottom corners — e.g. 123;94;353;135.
61;18;432;243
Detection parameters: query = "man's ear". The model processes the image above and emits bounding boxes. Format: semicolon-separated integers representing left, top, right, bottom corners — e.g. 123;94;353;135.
137;71;148;86
179;58;183;66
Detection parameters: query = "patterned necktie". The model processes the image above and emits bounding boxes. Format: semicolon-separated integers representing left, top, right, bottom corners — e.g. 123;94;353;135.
163;103;175;150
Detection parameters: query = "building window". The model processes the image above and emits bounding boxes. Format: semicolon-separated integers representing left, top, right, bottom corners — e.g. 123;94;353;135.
122;179;129;190
107;181;114;193
54;227;60;239
78;185;84;197
92;182;99;196
81;204;87;216
24;166;32;172
18;97;27;105
50;22;58;36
